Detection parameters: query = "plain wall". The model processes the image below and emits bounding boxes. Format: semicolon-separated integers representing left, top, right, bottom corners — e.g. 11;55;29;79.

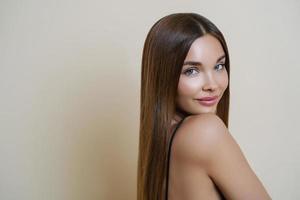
1;0;299;199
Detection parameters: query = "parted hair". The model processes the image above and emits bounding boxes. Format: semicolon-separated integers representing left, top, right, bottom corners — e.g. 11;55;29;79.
137;13;230;200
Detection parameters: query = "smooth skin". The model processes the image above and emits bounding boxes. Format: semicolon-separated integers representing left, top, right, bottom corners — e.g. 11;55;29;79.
176;34;228;116
169;34;271;199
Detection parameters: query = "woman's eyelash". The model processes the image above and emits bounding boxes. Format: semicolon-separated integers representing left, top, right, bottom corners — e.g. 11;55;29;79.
183;67;198;76
183;63;226;76
216;63;226;70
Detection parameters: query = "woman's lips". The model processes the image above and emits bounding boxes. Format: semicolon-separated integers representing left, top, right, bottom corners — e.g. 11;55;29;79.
196;96;218;106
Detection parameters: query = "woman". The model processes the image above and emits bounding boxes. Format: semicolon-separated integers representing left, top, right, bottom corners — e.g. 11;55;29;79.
137;13;271;200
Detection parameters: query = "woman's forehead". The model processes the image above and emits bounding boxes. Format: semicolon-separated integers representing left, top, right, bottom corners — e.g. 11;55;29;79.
184;35;225;64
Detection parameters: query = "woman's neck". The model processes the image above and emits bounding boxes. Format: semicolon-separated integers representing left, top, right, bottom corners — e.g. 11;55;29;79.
171;109;188;126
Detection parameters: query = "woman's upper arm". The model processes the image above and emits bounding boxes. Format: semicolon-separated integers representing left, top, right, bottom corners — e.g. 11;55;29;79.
179;114;271;200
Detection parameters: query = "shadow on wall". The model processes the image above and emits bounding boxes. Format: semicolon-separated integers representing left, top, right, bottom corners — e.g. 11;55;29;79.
41;38;139;199
67;39;138;199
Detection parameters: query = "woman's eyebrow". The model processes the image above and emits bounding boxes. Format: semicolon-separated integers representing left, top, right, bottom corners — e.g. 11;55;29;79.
217;54;226;62
183;54;226;66
183;60;202;66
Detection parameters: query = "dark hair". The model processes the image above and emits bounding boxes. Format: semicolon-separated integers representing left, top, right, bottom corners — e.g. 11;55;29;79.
137;13;230;200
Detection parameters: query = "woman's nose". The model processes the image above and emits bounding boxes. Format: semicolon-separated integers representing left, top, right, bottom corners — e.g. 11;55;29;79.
202;75;218;91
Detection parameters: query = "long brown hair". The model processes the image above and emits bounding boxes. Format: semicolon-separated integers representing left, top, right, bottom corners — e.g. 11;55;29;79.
137;13;230;200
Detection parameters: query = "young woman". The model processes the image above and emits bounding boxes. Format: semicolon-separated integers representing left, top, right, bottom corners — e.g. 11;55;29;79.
137;13;271;200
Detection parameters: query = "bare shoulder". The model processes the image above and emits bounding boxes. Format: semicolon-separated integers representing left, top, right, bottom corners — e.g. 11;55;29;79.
180;112;228;137
173;113;231;165
173;113;272;199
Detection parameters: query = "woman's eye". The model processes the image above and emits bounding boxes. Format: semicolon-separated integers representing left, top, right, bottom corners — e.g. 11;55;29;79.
183;68;198;76
215;63;225;71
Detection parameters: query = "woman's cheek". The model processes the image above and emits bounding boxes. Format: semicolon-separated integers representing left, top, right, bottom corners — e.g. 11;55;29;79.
178;78;202;96
220;73;229;90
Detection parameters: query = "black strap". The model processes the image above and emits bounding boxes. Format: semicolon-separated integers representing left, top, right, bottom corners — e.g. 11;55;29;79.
165;118;185;200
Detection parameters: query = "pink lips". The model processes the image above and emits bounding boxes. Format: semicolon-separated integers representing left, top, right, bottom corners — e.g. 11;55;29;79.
196;96;218;106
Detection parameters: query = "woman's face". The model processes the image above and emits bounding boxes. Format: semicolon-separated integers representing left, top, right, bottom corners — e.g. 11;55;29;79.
176;34;228;115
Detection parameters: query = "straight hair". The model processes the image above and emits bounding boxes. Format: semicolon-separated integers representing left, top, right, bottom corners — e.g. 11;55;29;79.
137;13;230;200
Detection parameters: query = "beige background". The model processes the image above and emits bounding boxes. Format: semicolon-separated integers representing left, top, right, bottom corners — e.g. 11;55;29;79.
1;0;299;199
